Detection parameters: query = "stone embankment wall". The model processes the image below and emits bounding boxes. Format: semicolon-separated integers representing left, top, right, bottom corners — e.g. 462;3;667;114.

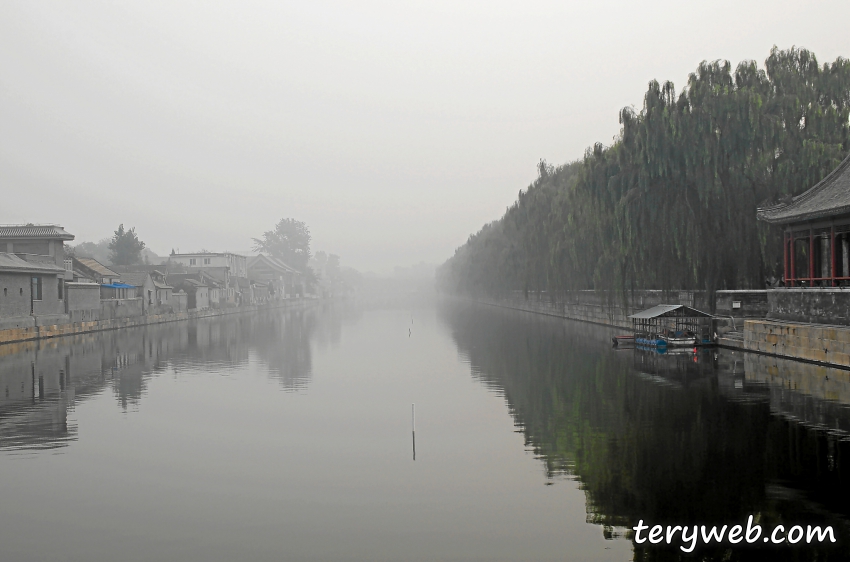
476;290;708;330
473;290;850;369
99;298;144;320
744;319;850;368
0;299;313;346
715;290;769;320
66;282;101;323
768;289;850;325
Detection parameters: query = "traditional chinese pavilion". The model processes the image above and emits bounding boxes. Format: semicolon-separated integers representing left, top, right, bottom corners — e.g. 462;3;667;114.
758;153;850;287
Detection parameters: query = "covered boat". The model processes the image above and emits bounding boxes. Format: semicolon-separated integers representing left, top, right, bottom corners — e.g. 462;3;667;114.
628;304;714;347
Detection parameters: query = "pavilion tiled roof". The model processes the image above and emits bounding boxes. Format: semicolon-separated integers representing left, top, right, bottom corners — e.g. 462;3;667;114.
758;153;850;224
0;224;75;240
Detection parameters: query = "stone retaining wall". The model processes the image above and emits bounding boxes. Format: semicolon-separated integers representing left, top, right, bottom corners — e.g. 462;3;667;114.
768;289;850;325
100;298;144;320
477;290;708;330
0;299;313;346
715;290;769;320
744;319;850;368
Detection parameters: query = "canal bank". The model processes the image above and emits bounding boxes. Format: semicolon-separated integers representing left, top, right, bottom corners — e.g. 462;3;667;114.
743;319;850;367
471;291;850;370
474;290;708;331
0;298;316;346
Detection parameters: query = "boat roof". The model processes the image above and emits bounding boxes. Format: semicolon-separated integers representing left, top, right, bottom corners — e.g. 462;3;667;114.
629;304;713;319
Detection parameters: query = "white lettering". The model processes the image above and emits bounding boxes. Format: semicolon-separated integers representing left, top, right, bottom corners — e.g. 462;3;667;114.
787;526;803;544
807;526;836;544
648;525;663;544
632;520;648;544
745;515;762;543
700;525;727;544
680;526;699;553
665;525;682;544
728;525;743;544
771;525;785;544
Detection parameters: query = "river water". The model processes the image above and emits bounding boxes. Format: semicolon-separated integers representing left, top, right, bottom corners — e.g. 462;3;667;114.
0;299;848;561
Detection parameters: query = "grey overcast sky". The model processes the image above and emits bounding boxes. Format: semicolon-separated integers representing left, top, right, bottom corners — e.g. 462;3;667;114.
1;1;849;272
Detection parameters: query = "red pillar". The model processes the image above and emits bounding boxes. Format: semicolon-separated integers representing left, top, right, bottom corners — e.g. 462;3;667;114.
788;232;797;287
784;231;789;284
809;229;814;284
831;226;837;286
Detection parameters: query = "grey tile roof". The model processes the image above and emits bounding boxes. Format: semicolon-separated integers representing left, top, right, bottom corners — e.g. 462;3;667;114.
248;254;301;274
74;257;120;278
0;252;65;274
167;274;208;288
0;224;75;240
119;272;152;288
758;153;850;224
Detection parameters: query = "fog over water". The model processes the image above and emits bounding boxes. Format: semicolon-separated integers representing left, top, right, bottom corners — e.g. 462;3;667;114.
1;301;848;561
2;1;850;271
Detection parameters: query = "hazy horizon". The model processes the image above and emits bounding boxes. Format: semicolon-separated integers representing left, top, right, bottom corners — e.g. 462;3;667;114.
3;1;849;273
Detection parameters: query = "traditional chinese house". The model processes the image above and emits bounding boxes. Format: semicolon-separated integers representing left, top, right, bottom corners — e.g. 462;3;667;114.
758;153;850;287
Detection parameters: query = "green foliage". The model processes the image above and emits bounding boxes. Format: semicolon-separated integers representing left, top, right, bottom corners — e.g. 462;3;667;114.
108;224;146;266
438;47;850;302
441;301;850;557
253;218;312;272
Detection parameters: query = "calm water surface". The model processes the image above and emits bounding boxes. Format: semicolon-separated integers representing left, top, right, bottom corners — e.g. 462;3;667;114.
0;300;848;561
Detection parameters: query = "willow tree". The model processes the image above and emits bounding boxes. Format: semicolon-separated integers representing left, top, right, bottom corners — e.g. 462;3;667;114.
438;47;850;307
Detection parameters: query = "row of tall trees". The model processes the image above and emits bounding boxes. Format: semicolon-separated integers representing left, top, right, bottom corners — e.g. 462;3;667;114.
438;47;850;303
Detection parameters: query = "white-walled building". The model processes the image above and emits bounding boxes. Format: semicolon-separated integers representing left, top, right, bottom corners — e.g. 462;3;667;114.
168;252;247;304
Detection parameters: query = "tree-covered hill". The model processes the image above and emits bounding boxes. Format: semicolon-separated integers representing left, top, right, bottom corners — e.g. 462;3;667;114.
438;47;850;303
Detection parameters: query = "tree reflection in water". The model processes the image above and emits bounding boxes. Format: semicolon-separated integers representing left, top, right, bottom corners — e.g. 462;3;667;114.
439;301;850;561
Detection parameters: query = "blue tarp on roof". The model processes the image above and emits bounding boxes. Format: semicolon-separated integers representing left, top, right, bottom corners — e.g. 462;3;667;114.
101;283;135;289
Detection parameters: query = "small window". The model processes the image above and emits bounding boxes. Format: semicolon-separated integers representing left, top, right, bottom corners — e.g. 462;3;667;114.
58;281;64;300
20;287;23;296
189;258;196;265
3;288;6;296
31;277;42;301
204;258;210;265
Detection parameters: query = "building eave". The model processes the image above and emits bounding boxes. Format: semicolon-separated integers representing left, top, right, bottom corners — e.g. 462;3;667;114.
757;204;850;225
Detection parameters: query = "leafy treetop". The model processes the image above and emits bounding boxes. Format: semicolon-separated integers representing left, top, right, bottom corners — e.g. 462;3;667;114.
108;224;146;266
253;218;312;272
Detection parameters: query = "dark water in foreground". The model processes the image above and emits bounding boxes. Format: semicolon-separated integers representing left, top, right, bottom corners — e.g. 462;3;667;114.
0;300;849;561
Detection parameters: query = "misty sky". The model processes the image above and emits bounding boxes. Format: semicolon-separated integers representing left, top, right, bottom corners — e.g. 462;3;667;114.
2;1;849;273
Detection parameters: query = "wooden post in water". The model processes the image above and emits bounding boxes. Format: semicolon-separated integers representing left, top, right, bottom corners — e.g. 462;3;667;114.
412;403;416;461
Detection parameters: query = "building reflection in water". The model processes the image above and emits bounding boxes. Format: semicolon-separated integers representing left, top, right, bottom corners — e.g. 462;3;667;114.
0;306;328;451
439;301;850;561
